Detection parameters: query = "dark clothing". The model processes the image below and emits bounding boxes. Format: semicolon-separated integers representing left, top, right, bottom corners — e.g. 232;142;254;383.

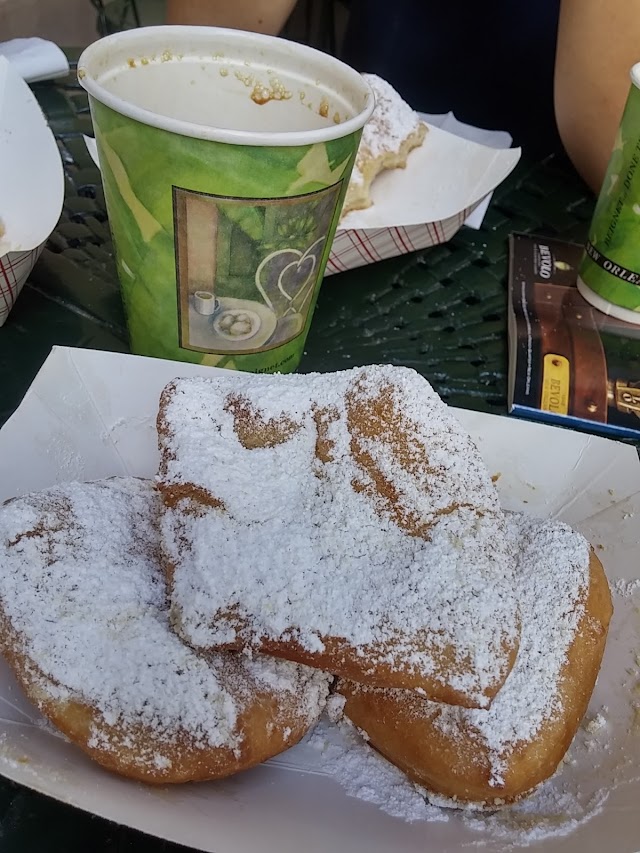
341;0;562;156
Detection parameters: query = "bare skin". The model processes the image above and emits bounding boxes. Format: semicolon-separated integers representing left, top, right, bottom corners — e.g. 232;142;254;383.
555;0;640;193
165;0;295;34
166;0;640;193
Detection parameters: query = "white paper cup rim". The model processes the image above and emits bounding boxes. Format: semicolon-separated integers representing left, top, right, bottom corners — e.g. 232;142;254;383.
78;26;374;147
576;276;640;325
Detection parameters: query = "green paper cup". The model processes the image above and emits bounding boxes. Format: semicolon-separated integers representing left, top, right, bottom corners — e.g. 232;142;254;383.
577;62;640;325
78;26;373;371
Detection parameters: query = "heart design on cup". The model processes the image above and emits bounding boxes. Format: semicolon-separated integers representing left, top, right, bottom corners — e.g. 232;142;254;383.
255;236;325;319
278;251;316;304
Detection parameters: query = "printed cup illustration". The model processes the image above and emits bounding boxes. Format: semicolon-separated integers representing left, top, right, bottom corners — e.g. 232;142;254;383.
77;26;373;373
577;63;640;325
0;57;64;326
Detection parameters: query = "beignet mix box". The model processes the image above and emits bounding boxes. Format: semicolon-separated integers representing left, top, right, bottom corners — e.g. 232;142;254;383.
508;233;640;439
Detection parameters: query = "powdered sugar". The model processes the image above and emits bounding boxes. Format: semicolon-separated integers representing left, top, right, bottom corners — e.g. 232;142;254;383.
309;718;448;823
351;74;424;185
0;478;329;767
585;711;608;735
458;783;609;846
159;365;518;706
412;514;590;785
613;577;640;598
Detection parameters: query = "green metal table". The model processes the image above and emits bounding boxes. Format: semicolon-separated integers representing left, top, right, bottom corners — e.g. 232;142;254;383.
0;60;597;851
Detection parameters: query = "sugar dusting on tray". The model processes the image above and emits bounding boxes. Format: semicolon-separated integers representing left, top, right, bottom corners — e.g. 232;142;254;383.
308;718;610;846
308;718;448;824
612;577;640;598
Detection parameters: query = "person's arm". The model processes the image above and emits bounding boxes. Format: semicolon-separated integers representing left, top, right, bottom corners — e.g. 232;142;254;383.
555;0;640;193
165;0;297;35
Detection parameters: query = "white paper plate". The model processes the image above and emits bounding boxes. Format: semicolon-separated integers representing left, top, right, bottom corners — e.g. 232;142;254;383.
0;347;638;853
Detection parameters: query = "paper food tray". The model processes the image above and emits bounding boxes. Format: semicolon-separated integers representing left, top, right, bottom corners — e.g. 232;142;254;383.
328;123;520;274
0;57;64;325
0;347;638;853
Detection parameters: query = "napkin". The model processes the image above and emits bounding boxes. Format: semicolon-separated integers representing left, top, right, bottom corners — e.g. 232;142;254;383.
419;112;513;230
0;38;69;84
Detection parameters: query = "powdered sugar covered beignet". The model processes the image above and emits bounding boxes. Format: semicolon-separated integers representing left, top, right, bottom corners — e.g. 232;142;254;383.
0;478;330;783
338;515;612;806
342;73;427;217
158;365;519;708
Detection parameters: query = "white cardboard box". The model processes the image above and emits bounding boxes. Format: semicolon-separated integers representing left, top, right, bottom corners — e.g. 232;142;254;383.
0;347;638;853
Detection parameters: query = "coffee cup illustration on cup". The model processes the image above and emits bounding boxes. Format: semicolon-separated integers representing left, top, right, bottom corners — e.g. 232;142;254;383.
193;291;218;316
